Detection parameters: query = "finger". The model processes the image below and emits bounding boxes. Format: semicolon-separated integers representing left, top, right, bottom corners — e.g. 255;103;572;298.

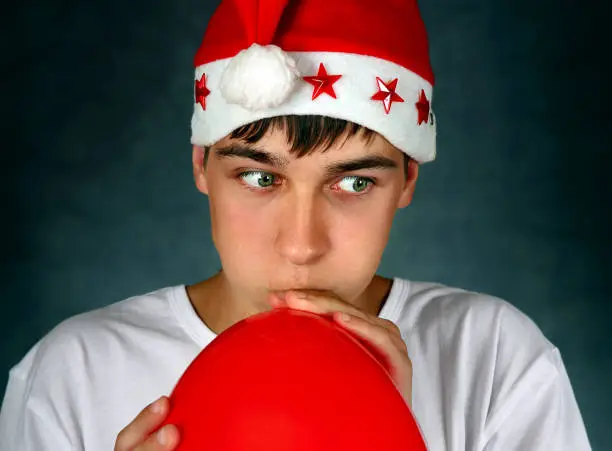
376;319;409;351
114;396;170;451
284;291;367;319
335;313;390;347
335;312;413;405
133;424;180;451
335;313;410;363
378;318;403;336
283;292;405;351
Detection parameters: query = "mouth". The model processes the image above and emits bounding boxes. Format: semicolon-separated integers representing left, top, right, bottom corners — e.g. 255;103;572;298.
270;285;329;291
269;287;336;296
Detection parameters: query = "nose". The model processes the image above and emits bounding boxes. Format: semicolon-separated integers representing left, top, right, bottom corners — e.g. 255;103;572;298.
274;191;331;266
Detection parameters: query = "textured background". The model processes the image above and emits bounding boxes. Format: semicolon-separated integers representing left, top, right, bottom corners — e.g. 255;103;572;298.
3;0;610;448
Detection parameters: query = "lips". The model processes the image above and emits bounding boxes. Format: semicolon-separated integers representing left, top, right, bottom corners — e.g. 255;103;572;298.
269;287;338;298
270;287;332;293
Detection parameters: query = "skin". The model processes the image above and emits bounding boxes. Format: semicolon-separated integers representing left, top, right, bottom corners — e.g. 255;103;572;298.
114;127;419;451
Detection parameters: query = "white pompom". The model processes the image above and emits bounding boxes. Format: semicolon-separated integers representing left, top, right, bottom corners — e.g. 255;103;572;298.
220;43;300;111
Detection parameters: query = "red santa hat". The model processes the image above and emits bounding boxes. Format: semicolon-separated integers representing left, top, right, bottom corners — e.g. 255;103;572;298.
191;0;436;163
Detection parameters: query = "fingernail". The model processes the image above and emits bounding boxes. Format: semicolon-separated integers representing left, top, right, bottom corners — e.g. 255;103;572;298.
151;397;163;414
157;425;169;445
292;291;307;300
340;313;351;322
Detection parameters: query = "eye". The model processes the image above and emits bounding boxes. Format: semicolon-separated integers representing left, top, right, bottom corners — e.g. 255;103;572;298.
335;176;374;194
239;171;278;188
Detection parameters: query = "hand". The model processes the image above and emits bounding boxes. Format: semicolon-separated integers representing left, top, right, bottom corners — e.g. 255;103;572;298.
114;396;180;451
269;290;413;408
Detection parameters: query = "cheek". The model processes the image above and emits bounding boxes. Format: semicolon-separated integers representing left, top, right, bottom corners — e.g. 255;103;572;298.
211;194;265;246
331;200;396;263
208;187;277;275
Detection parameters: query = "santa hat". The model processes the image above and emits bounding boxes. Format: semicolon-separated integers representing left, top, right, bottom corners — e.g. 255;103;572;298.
191;0;436;163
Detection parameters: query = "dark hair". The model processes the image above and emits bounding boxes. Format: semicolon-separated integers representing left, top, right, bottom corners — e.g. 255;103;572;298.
205;115;411;175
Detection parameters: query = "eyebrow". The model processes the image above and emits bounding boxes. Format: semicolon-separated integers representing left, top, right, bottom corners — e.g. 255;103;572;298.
214;144;399;174
215;145;290;168
324;155;398;176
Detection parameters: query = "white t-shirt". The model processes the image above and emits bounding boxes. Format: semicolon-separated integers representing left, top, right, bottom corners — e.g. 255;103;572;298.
0;278;592;450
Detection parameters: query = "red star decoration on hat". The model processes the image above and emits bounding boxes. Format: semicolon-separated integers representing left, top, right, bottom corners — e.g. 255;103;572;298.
371;77;404;114
195;74;210;110
303;63;342;100
416;89;430;125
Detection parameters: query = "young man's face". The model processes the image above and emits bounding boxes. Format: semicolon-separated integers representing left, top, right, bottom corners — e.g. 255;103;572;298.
192;126;418;305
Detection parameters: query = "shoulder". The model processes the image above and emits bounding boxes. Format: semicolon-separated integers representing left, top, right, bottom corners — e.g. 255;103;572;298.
393;280;580;442
2;286;186;449
397;279;553;343
393;279;558;376
10;285;181;389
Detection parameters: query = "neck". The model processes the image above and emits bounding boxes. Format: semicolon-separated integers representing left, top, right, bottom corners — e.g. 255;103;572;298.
185;271;393;336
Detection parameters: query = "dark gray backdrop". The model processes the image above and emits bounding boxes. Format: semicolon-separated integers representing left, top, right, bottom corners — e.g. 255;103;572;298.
3;0;610;448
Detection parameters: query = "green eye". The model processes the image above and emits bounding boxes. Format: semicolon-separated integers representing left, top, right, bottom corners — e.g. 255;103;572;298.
337;176;373;193
240;171;276;188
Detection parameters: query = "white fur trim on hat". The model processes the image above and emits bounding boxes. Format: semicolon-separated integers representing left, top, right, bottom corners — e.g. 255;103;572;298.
192;52;436;163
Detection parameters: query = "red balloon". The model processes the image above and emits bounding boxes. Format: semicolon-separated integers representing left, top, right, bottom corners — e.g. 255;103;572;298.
164;308;426;450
